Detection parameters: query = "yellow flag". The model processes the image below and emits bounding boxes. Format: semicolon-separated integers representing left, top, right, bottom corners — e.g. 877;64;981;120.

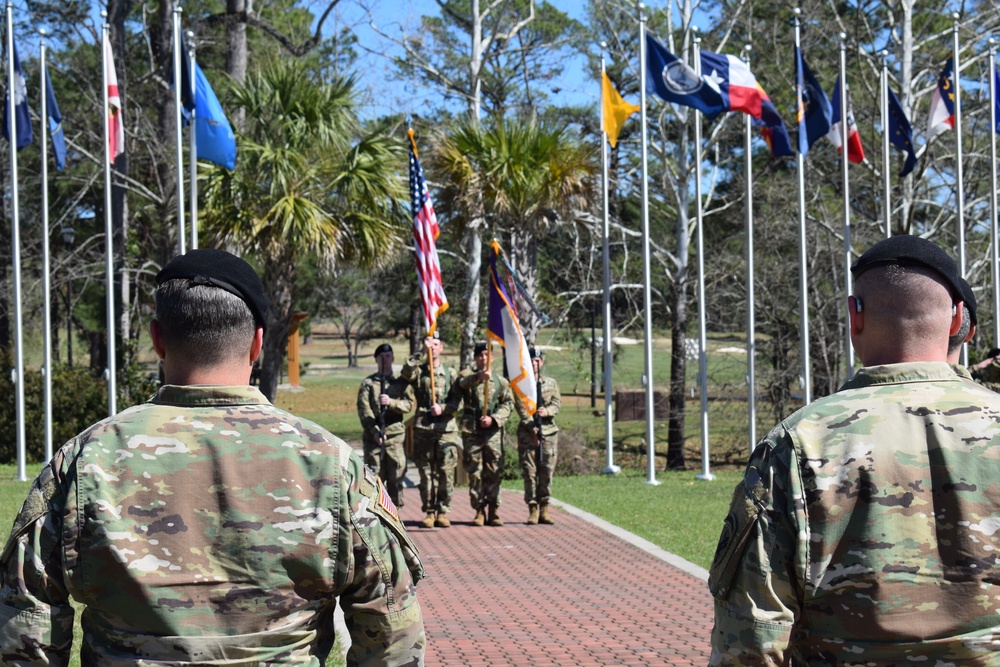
601;72;640;148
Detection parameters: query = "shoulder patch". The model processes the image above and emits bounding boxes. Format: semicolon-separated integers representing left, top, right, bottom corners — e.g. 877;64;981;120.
376;478;399;522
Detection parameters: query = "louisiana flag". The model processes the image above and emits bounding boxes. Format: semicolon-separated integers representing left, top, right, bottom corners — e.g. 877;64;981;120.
488;240;536;415
408;130;448;335
888;87;917;177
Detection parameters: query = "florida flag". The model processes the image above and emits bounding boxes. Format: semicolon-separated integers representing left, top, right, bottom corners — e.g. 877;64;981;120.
826;76;865;164
104;31;124;161
488;240;536;415
927;58;955;139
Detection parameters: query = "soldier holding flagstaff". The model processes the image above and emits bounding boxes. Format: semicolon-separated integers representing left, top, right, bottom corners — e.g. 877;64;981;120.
457;341;514;527
515;347;561;525
402;333;462;528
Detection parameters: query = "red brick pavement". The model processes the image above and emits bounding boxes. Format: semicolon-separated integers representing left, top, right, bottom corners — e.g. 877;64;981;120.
400;488;714;666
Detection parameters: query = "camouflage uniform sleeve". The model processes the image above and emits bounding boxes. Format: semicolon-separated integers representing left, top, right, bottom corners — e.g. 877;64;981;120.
457;369;476;390
545;378;561;418
491;378;514;428
513;392;531;422
707;427;805;666
357;380;377;431
387;379;414;417
400;354;423;382
337;445;425;666
0;449;75;665
441;373;463;417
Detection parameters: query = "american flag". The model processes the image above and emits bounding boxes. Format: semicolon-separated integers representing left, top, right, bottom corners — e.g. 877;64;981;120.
408;130;448;335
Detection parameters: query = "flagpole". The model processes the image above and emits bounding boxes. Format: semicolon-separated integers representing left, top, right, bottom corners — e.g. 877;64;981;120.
881;51;891;238
952;13;968;367
742;45;757;454
172;3;186;255
7;1;26;481
599;48;619;476
839;34;854;380
637;6;659;485
102;17;118;416
188;32;198;250
40;31;54;463
989;39;999;349
692;32;713;482
793;9;811;406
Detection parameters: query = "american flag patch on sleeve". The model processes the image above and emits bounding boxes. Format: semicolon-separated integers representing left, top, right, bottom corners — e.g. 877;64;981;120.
377;478;399;521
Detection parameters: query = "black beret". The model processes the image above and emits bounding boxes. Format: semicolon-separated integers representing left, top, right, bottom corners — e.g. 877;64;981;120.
529;347;544;360
474;341;488;355
374;343;393;358
156;249;269;331
851;235;962;301
959;278;977;326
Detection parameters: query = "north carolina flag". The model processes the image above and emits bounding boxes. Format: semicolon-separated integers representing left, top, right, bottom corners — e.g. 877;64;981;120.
700;51;765;118
601;72;639;148
826;75;865;164
488;240;536;415
104;31;124;161
927;58;955;139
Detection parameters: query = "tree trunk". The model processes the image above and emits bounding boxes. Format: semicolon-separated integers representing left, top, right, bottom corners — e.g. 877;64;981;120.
460;226;482;369
226;0;251;129
258;259;294;403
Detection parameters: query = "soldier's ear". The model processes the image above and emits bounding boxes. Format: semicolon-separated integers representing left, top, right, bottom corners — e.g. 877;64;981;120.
250;326;264;364
149;319;166;360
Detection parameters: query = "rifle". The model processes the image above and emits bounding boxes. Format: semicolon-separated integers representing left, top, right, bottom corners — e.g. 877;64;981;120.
378;373;387;472
534;376;545;468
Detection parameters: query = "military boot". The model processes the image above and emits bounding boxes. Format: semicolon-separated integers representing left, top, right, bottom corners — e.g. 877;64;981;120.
526;504;539;525
421;511;436;529
472;509;486;526
435;512;451;528
539;503;554;525
488;505;504;527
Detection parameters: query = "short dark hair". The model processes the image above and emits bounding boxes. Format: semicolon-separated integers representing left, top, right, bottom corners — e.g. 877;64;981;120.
155;279;256;366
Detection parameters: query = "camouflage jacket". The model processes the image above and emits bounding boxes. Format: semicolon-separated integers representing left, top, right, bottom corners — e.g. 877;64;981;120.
514;374;561;438
0;385;425;667
356;372;414;441
401;355;462;434
709;362;1000;666
456;369;514;437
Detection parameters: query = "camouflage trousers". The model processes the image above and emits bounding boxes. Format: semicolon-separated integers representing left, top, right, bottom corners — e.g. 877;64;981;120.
412;429;459;514
363;433;407;508
463;431;504;510
517;429;558;505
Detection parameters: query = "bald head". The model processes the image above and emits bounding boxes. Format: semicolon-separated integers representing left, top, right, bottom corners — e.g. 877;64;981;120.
850;264;960;366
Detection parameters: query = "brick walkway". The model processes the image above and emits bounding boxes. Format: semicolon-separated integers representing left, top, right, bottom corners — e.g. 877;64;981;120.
399;487;714;666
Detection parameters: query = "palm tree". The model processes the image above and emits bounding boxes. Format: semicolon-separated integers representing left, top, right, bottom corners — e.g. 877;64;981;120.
433;115;595;343
202;58;406;401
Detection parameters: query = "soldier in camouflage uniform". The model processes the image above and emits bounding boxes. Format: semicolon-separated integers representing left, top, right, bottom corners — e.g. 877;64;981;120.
0;249;425;666
709;236;1000;665
971;347;1000;391
457;342;514;527
357;343;414;508
401;334;463;529
515;348;561;525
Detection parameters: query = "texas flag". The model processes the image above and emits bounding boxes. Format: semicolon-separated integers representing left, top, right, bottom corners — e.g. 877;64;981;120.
826;76;865;164
927;58;955;139
700;51;767;118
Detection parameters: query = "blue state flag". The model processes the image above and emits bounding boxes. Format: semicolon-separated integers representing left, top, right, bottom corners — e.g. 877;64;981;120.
887;88;917;177
645;33;725;119
994;64;1000;135
193;63;236;170
795;46;832;155
754;99;794;157
45;62;66;170
3;39;32;150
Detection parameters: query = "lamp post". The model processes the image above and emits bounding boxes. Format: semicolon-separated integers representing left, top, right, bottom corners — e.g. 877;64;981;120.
61;225;76;369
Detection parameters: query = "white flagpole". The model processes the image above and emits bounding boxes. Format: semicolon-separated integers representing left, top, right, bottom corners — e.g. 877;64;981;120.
952;13;967;367
793;9;811;406
600;49;619;476
172;3;186;255
839;35;854;380
637;6;659;485
881;51;891;238
989;39;999;349
40;31;54;462
188;32;198;250
7;1;26;481
693;31;713;482
743;45;756;454
102;17;118;416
